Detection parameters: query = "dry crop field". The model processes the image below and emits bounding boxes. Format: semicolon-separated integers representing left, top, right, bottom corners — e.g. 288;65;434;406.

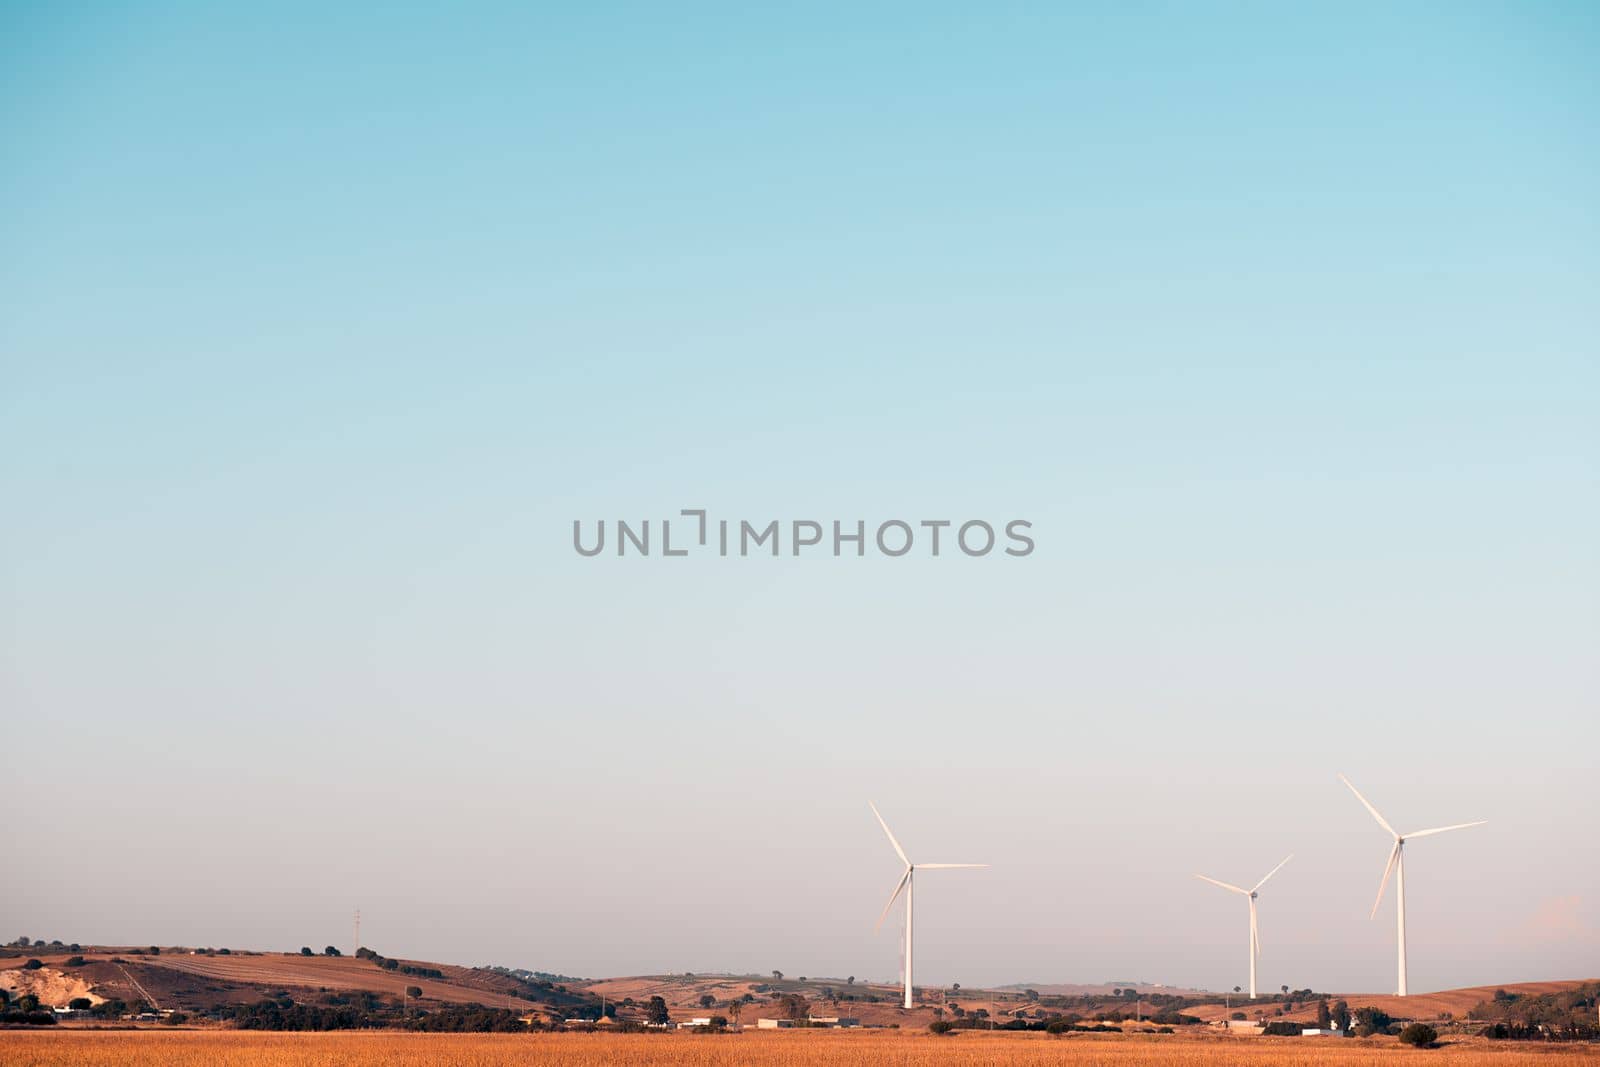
3;1030;1597;1066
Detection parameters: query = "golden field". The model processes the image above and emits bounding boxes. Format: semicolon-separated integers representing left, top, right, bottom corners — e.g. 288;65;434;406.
2;1031;1597;1066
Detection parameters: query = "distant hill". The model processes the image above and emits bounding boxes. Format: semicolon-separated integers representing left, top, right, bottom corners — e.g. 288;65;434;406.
3;946;1590;1034
0;947;598;1022
1001;981;1213;996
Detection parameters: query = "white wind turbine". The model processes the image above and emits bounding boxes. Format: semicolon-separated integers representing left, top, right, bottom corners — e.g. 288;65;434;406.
1195;854;1292;1000
1339;773;1487;996
870;801;987;1011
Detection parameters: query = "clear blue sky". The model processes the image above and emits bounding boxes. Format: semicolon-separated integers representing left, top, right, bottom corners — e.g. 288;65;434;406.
2;3;1596;992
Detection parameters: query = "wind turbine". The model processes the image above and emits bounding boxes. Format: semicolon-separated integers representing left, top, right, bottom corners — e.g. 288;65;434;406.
1339;773;1487;996
1195;854;1292;1000
869;801;987;1010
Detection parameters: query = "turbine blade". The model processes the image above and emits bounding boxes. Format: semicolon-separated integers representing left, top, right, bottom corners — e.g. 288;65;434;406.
874;869;911;933
1250;898;1261;958
1251;854;1293;893
1339;774;1398;836
1402;820;1488;839
916;863;988;869
869;801;910;866
1370;842;1400;919
1195;874;1249;895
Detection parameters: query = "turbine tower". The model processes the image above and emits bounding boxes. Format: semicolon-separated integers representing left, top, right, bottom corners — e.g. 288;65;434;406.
1339;773;1487;996
1195;854;1292;1000
869;801;987;1011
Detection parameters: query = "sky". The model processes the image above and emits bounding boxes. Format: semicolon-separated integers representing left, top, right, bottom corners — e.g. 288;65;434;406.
2;3;1596;995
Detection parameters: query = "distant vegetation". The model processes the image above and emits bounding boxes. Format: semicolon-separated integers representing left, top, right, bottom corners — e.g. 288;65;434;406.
1469;983;1599;1041
220;993;527;1032
354;946;444;979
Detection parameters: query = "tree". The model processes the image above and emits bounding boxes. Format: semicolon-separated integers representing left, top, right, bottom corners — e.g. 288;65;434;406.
300;947;313;956
69;998;92;1011
699;994;716;1009
728;1000;743;1027
1113;988;1122;996
772;970;784;981
952;982;961;992
1233;986;1242;995
1281;985;1289;997
1333;1000;1351;1031
22;959;42;970
1398;1023;1437;1047
929;1019;955;1034
324;946;341;957
847;976;855;986
646;996;669;1025
406;986;422;998
1354;1006;1393;1037
1026;988;1040;1002
1317;1000;1332;1029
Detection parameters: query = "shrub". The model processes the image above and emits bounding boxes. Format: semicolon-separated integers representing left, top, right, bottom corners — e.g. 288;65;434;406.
21;959;42;970
1262;1021;1300;1036
1399;1023;1438;1047
162;1012;189;1025
64;956;85;968
928;1019;955;1034
69;998;92;1011
301;947;314;956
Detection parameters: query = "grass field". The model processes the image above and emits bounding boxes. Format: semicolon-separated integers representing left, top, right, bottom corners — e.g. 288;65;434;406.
2;1031;1597;1066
